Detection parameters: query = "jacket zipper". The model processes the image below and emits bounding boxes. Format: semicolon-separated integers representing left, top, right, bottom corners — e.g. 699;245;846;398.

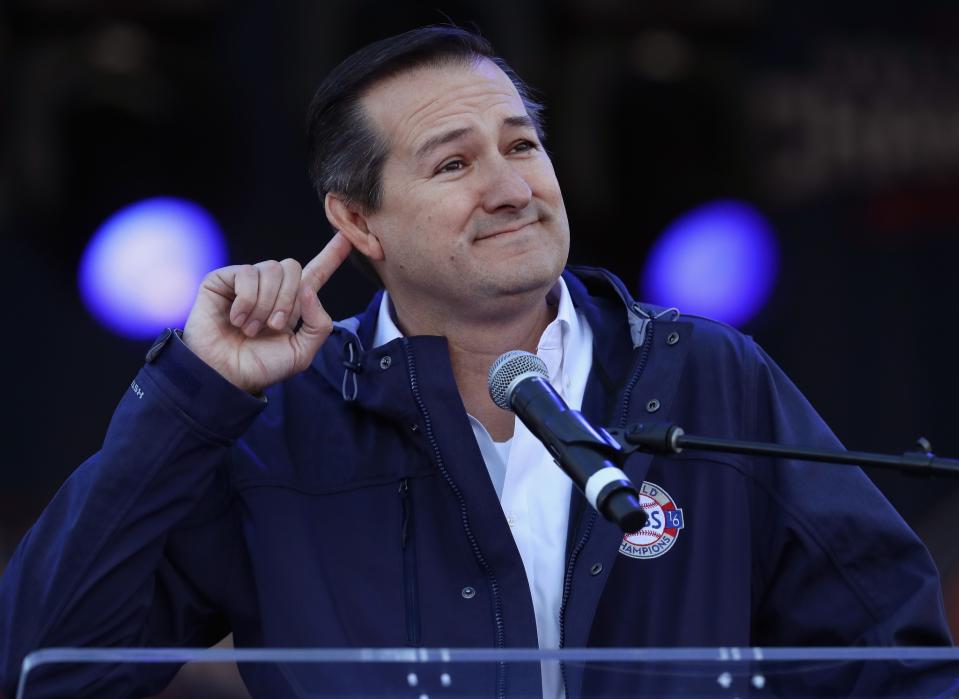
558;320;656;697
399;478;421;646
402;338;508;699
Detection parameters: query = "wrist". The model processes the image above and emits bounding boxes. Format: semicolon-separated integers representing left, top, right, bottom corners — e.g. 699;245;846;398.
143;328;268;438
178;329;266;398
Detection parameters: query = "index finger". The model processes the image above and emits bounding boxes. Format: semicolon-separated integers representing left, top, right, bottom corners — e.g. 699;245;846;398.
301;231;354;291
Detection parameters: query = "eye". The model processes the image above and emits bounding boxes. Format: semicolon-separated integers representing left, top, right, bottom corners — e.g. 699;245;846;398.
436;159;466;175
510;139;539;154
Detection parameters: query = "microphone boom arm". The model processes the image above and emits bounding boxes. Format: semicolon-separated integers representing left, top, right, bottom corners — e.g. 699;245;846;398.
606;422;959;478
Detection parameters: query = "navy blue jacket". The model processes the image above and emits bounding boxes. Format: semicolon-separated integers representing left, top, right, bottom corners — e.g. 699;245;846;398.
0;267;952;698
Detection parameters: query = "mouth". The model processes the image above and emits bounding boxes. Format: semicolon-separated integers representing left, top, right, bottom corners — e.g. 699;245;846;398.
476;219;539;241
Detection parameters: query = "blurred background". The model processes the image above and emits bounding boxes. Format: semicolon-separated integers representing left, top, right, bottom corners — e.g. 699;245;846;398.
2;0;958;643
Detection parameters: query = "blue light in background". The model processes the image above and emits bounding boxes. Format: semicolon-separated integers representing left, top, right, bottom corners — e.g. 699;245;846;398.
640;199;779;327
78;197;228;339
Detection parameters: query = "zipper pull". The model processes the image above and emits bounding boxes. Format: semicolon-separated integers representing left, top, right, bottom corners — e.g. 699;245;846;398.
399;478;410;549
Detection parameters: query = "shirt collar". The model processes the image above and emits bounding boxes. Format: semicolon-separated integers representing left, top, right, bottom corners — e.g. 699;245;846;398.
372;277;579;384
372;290;403;349
538;277;581;387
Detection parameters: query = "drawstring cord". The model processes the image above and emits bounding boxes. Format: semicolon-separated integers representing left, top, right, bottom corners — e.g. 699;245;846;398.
341;338;361;401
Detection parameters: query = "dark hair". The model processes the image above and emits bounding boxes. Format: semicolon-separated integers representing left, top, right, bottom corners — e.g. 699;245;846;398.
306;25;545;284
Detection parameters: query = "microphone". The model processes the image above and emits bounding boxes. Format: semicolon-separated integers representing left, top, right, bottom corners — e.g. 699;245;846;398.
487;350;647;533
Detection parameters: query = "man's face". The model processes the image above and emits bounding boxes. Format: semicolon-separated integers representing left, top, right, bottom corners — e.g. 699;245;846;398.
360;58;570;318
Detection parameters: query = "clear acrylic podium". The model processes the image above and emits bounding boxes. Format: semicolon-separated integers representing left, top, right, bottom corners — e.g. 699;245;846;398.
17;647;959;698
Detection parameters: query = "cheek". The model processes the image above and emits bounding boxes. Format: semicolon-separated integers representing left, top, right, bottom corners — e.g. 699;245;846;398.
410;191;476;236
377;180;480;256
525;157;562;198
531;172;562;203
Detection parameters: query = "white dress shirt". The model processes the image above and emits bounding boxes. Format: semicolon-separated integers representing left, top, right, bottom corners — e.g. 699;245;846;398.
373;278;594;699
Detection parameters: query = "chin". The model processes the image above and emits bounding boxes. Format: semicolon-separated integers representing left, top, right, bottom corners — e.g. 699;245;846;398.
482;259;565;298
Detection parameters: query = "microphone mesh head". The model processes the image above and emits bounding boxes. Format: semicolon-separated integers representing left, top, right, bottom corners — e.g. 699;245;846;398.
488;350;548;410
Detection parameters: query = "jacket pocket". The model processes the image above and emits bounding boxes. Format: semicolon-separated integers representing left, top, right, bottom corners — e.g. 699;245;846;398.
399;478;421;645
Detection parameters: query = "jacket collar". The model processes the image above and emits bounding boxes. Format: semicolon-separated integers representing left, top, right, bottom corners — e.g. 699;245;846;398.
309;267;666;415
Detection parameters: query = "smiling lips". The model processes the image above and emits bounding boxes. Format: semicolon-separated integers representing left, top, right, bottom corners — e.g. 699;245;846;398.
476;218;539;241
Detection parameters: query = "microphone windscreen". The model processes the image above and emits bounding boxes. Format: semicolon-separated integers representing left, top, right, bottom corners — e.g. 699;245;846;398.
488;350;548;410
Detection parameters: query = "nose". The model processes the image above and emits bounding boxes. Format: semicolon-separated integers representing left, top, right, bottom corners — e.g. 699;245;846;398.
480;154;533;213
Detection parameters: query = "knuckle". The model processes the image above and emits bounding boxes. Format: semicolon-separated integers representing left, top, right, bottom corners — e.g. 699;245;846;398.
235;266;257;289
236;293;256;309
279;266;301;298
256;259;282;274
281;257;302;273
252;298;274;316
275;295;295;313
232;295;254;311
252;264;278;291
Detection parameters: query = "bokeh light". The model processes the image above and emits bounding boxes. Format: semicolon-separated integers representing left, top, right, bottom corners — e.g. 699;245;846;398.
78;197;228;339
640;199;779;327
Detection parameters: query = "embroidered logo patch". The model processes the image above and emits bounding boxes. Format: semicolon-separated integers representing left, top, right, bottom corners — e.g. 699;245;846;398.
619;481;685;560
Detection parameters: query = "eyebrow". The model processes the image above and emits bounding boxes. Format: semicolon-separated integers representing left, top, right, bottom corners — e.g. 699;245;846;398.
415;127;472;161
414;115;537;161
503;115;535;130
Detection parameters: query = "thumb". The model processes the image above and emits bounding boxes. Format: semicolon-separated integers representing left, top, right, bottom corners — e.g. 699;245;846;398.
291;283;334;366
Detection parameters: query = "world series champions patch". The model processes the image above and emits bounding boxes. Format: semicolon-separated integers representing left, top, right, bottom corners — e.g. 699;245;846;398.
619;481;685;560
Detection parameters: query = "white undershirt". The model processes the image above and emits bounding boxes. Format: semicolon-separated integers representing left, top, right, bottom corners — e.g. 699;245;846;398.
373;278;594;699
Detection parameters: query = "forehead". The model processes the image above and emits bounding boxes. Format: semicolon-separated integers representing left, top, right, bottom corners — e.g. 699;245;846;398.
360;59;527;155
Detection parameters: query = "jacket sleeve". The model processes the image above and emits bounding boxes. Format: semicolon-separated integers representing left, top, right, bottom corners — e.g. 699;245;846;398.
744;342;954;694
0;334;267;698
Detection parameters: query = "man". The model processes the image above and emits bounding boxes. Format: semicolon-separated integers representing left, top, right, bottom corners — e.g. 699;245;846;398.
0;25;952;699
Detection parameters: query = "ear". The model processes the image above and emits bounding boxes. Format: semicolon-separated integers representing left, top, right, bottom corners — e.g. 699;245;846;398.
324;193;385;261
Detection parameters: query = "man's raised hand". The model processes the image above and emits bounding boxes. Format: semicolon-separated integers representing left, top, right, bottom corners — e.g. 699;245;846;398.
182;233;354;395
